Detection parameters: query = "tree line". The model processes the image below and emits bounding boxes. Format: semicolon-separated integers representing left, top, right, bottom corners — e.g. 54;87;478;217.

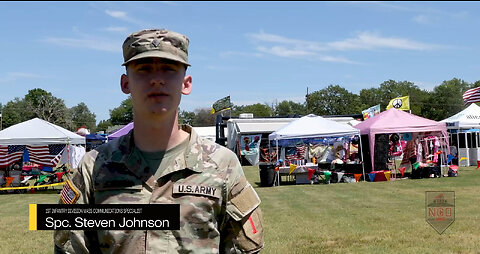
0;78;477;132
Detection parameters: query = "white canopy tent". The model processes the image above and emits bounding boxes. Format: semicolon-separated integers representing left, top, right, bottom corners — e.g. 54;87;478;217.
269;114;361;140
0;118;85;145
441;103;480;166
441;103;480;129
268;114;365;180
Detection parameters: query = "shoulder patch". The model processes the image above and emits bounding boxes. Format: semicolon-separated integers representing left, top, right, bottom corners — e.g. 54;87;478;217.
60;179;80;204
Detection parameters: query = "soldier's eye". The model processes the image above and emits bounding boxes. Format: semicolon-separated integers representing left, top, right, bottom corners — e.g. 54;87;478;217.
137;65;153;72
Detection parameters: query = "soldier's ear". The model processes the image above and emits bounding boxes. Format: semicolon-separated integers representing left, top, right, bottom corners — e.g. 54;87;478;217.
181;75;192;95
121;74;130;94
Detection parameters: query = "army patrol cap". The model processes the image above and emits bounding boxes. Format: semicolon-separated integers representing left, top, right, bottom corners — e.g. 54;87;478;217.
122;29;190;66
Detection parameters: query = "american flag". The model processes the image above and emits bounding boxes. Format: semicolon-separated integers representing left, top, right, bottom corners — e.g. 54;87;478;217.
296;145;306;159
285;145;307;161
60;180;79;204
0;145;26;166
463;87;480;104
27;144;65;167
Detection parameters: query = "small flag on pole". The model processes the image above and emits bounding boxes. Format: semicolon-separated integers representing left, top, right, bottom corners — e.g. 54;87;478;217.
463;87;480;104
386;96;410;111
210;96;233;114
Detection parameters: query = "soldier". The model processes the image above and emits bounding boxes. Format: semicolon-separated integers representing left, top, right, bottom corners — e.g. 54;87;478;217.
54;29;264;253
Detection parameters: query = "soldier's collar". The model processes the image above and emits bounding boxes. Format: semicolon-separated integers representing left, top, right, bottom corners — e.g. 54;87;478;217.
116;125;205;174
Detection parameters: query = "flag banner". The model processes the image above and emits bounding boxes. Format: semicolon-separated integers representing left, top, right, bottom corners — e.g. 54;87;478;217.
354;173;362;182
368;173;376;182
210;95;233;114
27;144;65;167
386;96;410;111
413;162;420;170
5;177;14;187
463;87;480;104
447;155;455;164
323;171;331;183
307;168;315;180
289;164;297;174
399;167;406;178
361;104;381;120
0;145;26;166
384;171;391;181
336;172;344;183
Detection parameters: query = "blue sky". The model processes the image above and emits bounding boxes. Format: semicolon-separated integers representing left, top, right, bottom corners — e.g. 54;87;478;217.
1;2;479;124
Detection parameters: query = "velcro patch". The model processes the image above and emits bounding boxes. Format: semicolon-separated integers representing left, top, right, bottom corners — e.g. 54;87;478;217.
231;185;260;215
60;179;80;204
173;183;221;199
226;184;261;221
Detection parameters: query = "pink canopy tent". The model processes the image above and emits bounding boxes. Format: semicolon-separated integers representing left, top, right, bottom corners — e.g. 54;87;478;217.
108;122;134;141
354;108;448;171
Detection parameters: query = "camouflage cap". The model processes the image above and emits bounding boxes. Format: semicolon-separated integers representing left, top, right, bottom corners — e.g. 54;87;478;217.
122;29;190;66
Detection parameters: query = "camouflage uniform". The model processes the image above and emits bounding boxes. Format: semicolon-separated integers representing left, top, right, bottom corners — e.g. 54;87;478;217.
54;125;264;253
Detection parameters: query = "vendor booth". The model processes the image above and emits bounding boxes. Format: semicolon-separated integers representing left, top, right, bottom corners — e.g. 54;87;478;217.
0;118;85;167
227;116;360;166
268;114;364;185
0;118;86;190
441;103;480;166
354;108;449;177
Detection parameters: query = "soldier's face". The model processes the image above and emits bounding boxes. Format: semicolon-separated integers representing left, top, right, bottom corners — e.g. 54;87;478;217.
121;58;192;118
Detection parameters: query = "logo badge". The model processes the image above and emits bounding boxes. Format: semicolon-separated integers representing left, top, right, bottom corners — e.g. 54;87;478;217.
426;191;455;234
392;99;403;108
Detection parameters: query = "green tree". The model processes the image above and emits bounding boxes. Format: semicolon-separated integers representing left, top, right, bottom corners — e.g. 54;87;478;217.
179;109;196;126
1;89;72;129
70;102;97;132
233;103;273;117
306;85;360;116
275;100;305;116
96;119;112;133
422;78;471;120
110;97;133;125
358;87;383;111
24;88;72;129
193;108;216;127
1;98;28;128
374;80;429;115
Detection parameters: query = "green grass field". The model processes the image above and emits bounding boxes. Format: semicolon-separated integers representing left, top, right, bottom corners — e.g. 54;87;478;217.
1;167;479;254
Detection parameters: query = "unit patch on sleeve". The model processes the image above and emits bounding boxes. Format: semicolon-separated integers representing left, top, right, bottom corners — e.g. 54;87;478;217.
60;179;80;204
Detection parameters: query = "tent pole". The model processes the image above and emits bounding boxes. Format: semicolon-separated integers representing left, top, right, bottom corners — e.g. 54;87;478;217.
358;134;366;182
276;138;280;186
